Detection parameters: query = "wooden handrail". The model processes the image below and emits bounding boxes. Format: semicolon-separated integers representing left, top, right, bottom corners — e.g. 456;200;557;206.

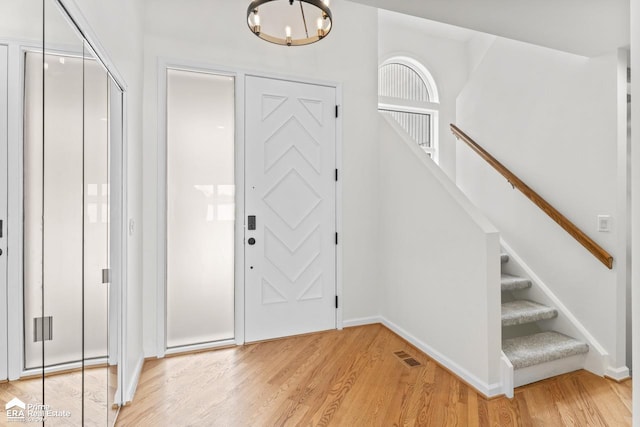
450;124;613;269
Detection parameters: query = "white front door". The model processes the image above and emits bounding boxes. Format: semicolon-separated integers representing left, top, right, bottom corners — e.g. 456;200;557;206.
245;76;337;342
0;44;8;380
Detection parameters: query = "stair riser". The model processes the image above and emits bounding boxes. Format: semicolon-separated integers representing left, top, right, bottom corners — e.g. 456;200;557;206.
501;300;558;327
502;324;542;340
502;311;557;327
501;273;531;291
501;282;531;292
514;353;587;387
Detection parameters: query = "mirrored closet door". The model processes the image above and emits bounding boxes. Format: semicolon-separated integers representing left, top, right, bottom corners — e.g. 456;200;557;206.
0;0;124;425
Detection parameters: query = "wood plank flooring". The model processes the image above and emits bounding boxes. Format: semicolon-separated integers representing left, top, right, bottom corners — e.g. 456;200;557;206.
0;365;118;426
116;324;632;426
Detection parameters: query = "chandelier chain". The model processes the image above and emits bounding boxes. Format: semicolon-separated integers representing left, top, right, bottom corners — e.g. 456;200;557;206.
299;1;310;39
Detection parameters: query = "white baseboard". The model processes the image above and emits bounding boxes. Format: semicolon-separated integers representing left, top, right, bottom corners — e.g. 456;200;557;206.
124;355;145;404
164;339;236;356
342;316;382;328
605;365;631;381
380;316;503;398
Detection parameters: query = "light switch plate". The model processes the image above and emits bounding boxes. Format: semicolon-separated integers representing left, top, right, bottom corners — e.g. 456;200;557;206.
597;215;611;232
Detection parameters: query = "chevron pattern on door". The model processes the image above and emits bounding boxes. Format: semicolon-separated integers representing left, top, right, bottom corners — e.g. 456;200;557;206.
245;76;336;342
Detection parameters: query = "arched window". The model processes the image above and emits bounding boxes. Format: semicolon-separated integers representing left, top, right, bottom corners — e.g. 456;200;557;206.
378;57;439;161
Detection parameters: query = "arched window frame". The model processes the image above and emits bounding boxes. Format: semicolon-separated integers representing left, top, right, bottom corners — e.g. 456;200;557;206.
378;56;440;162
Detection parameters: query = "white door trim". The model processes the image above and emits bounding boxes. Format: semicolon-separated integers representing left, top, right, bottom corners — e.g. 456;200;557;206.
335;84;343;331
109;80;126;405
156;61;167;358
156;59;343;355
7;42;36;381
0;44;8;382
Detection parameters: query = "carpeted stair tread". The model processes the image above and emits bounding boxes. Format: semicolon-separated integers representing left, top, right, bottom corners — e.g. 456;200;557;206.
503;331;588;369
501;274;531;291
501;253;509;263
502;300;558;326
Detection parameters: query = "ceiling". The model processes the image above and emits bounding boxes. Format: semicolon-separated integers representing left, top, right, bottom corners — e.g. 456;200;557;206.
348;0;630;57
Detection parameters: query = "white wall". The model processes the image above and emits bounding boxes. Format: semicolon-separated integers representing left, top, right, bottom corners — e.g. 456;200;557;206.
378;114;502;396
141;0;380;356
377;10;471;180
456;37;627;371
0;1;45;41
65;0;145;402
467;33;497;75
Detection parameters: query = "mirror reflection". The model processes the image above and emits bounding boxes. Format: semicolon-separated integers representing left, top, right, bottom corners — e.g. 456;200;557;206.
0;0;122;425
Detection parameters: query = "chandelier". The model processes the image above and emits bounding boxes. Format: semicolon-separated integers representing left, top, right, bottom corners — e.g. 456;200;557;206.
247;0;333;46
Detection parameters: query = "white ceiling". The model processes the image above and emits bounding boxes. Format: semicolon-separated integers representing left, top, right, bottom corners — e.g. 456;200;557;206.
349;0;630;57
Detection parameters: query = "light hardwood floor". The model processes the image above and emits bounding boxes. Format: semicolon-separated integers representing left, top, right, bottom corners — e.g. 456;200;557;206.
0;365;118;426
116;324;632;426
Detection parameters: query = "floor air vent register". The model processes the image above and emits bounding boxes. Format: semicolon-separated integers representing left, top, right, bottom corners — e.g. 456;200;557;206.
394;350;422;367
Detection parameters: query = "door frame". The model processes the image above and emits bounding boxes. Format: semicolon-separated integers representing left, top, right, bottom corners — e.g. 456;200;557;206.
6;41;35;382
0;44;8;382
156;60;343;357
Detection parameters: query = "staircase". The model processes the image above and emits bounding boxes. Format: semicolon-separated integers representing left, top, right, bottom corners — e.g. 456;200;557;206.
500;252;589;387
